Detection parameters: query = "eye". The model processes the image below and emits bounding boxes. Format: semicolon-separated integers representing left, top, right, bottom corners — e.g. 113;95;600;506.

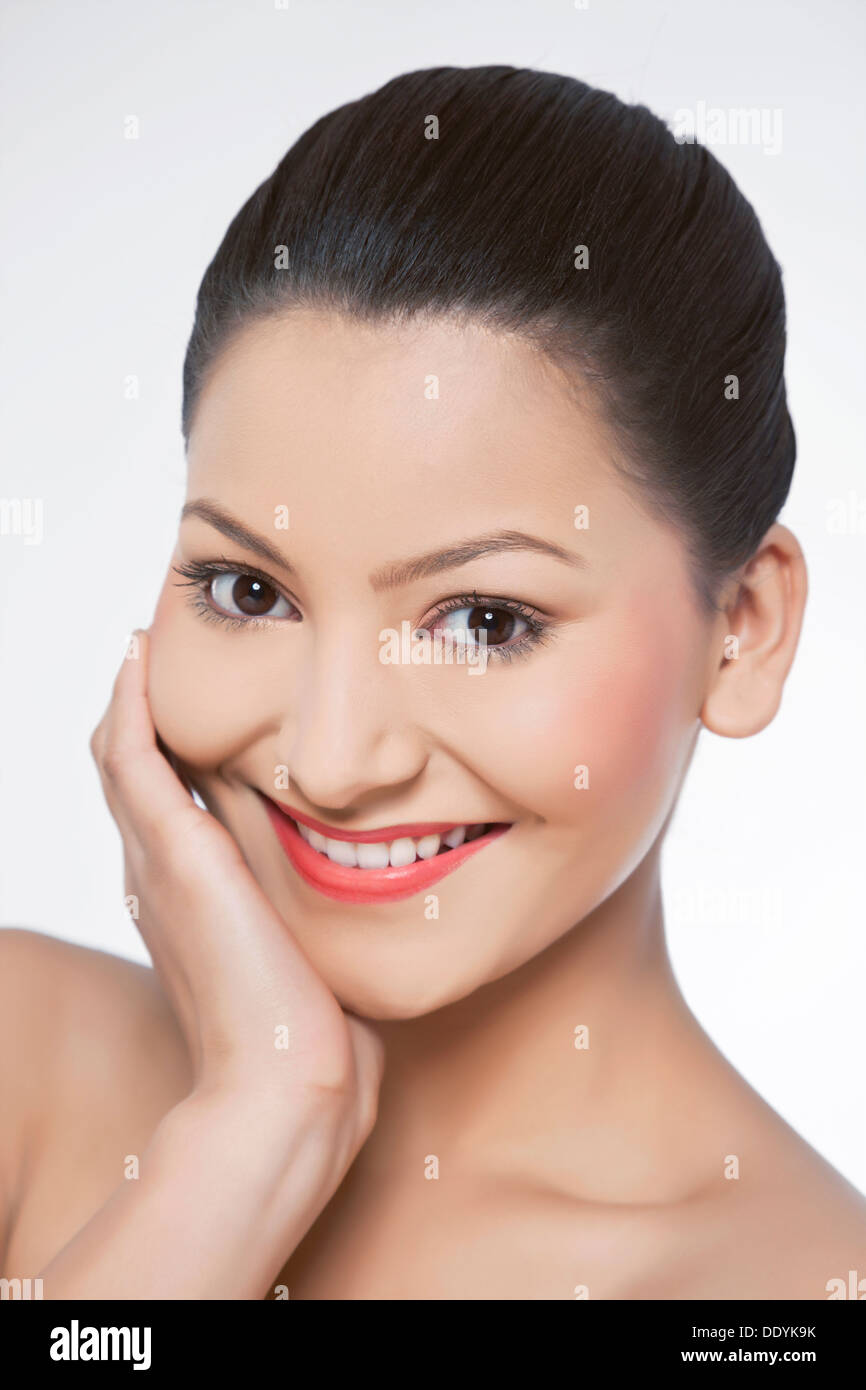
430;602;532;648
208;571;294;620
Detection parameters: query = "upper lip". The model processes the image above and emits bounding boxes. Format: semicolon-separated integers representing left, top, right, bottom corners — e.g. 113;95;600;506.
261;793;502;844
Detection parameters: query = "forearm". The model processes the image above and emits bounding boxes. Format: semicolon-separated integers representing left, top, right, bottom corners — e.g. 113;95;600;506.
37;1091;330;1300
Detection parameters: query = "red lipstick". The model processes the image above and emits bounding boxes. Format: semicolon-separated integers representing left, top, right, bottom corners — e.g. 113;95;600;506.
259;793;511;904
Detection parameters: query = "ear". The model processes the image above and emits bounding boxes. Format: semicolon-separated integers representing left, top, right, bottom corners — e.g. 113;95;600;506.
701;523;808;738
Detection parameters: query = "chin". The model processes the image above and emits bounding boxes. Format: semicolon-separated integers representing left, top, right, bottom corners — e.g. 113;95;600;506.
335;988;453;1022
301;942;492;1022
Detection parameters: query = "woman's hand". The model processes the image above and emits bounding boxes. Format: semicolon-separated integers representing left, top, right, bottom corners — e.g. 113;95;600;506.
37;626;386;1297
90;627;383;1112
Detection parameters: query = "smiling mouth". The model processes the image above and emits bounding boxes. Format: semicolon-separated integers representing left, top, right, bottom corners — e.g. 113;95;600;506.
259;793;512;903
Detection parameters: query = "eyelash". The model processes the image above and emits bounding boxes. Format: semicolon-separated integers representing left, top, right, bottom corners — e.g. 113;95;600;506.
422;591;551;664
171;558;296;632
170;558;553;663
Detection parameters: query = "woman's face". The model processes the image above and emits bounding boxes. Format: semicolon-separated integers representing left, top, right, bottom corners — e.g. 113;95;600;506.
149;307;721;1018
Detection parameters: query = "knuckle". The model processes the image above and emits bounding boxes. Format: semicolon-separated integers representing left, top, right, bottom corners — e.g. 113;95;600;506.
99;743;127;783
303;1083;355;1128
305;1072;355;1108
300;1053;358;1111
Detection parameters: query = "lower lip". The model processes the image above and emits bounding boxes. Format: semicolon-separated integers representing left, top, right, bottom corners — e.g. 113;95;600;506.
261;797;512;904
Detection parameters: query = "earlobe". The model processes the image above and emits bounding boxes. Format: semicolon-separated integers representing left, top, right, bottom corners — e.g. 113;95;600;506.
700;524;808;739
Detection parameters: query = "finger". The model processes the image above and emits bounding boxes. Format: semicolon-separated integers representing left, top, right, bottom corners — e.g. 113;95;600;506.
97;636;334;984
95;630;202;849
345;1013;386;1129
155;729;195;799
93;635;355;1092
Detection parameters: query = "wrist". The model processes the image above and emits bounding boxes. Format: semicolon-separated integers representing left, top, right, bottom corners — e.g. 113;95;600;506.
153;1084;340;1237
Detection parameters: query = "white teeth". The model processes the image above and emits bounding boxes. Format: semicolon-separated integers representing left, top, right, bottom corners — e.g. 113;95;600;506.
356;841;391;869
293;819;491;869
388;837;417;868
297;822;330;853
325;838;358;867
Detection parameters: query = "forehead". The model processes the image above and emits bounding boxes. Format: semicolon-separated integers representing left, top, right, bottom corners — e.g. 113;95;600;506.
184;307;667;584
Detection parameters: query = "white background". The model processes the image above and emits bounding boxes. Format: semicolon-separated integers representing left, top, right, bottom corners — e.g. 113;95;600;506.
1;0;864;1192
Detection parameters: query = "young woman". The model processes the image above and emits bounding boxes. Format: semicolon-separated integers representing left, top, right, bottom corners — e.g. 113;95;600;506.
2;65;864;1300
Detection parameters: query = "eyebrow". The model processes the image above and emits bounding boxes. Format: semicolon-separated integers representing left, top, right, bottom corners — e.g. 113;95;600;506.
369;530;588;590
180;498;588;592
181;499;292;572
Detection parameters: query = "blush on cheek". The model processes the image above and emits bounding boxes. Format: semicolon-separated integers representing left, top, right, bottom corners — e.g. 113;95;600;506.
583;667;677;804
482;615;695;834
569;616;698;828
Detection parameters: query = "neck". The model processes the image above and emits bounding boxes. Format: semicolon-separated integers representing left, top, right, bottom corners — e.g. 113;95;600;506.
358;846;731;1204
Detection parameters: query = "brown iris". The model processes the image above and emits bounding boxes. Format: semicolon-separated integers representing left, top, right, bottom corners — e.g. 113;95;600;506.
224;574;278;616
465;606;516;645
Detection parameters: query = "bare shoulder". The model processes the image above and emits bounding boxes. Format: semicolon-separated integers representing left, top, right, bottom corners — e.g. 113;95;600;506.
518;1084;866;1302
630;1117;866;1301
0;926;193;1279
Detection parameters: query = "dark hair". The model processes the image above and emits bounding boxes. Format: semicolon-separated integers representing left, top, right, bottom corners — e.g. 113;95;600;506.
181;65;795;610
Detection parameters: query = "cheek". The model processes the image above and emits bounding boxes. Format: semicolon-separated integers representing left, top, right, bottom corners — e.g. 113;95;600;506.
459;613;699;836
147;585;269;769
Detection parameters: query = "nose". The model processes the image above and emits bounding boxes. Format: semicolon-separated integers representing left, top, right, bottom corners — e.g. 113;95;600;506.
276;618;431;811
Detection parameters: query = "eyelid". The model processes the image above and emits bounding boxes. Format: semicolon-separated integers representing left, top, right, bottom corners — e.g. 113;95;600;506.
172;564;555;661
418;590;546;626
416;590;553;665
173;555;302;607
171;557;301;627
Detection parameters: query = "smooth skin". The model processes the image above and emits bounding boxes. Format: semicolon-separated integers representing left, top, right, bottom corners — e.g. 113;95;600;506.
2;308;864;1299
